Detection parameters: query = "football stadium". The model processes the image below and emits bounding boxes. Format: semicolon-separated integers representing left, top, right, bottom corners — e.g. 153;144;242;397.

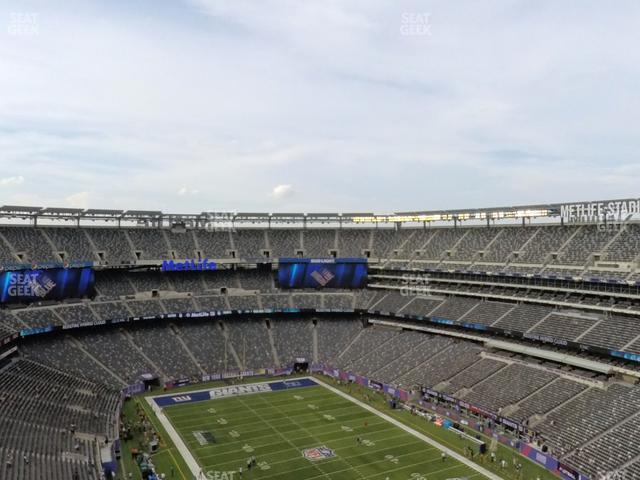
0;201;640;480
3;2;639;480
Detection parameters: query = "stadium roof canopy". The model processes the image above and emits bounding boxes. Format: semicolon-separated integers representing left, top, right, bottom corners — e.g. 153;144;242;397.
0;205;43;214
40;207;85;215
83;209;125;216
0;197;637;227
122;210;163;217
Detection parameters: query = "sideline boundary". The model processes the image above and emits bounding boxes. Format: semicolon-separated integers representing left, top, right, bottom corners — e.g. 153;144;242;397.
313;377;503;480
146;396;202;477
147;376;504;480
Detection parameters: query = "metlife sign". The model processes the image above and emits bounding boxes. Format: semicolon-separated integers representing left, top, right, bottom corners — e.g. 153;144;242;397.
161;259;217;272
559;199;640;222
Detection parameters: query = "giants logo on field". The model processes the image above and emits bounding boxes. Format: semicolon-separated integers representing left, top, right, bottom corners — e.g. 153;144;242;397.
172;395;192;403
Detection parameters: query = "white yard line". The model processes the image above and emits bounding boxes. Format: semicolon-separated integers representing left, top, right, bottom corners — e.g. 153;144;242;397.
313;377;504;480
145;396;202;478
198;429;409;462
146;377;320;478
254;393;368;480
189;418;392;453
235;395;329;478
169;390;339;420
174;400;362;428
148;376;504;480
367;459;475;480
259;443;438;480
295;456;469;480
209;437;422;472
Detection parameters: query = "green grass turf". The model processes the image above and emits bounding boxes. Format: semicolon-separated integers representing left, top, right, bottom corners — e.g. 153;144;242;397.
120;395;193;480
162;383;486;480
323;377;558;480
119;375;308;480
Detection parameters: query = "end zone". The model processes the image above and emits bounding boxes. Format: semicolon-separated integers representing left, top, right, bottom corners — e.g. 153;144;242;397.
151;377;318;407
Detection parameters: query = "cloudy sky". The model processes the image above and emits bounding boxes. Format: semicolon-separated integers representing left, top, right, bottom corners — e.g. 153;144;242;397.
0;1;639;214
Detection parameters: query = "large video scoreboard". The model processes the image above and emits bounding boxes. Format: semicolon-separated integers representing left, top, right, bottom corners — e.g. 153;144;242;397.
278;258;367;289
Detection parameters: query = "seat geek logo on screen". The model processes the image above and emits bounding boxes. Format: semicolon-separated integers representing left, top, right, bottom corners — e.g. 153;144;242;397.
6;271;56;298
0;267;95;304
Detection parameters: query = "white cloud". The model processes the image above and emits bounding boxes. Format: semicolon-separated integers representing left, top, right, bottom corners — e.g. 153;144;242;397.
65;191;89;209
270;184;295;200
0;175;24;186
177;186;200;196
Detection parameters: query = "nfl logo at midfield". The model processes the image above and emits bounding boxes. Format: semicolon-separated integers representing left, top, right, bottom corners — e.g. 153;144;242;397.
303;445;336;461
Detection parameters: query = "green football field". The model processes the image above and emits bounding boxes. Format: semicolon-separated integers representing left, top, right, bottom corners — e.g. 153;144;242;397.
162;382;488;480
